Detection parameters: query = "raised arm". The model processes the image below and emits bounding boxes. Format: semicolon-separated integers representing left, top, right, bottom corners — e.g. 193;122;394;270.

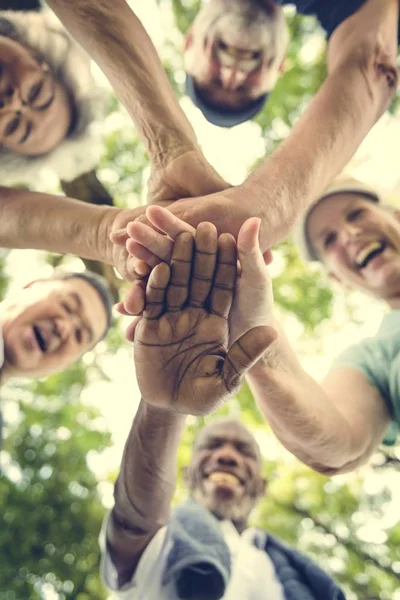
247;335;391;475
107;401;186;585
46;0;228;202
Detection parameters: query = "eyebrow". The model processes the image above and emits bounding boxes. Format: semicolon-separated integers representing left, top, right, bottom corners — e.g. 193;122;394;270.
70;292;94;343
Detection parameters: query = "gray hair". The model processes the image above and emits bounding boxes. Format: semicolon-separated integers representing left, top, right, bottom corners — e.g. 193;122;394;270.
0;9;108;186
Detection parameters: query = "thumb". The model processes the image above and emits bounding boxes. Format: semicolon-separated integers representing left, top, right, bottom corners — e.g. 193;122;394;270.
237;218;266;277
222;326;277;392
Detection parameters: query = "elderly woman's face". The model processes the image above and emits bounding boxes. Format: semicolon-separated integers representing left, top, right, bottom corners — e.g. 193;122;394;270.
0;35;71;156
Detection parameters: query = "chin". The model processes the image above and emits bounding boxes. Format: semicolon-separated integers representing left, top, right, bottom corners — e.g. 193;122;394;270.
192;488;253;523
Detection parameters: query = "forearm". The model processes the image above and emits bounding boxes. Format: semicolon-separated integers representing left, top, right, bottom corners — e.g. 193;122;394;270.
108;400;186;577
47;0;199;167
0;187;118;261
247;323;360;474
241;0;398;247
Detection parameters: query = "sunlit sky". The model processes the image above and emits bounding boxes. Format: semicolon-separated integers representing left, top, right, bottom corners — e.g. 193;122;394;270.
3;1;400;539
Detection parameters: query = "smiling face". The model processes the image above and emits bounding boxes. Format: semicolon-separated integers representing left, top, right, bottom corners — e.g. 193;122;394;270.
184;0;287;111
0;35;71;156
1;277;107;380
185;419;266;529
307;193;400;302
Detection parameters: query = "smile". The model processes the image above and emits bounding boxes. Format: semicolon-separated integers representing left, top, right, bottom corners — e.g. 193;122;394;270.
354;241;386;269
207;471;242;487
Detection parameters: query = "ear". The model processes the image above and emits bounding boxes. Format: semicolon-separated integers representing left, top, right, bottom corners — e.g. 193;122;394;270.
23;280;37;290
184;28;193;51
278;59;285;74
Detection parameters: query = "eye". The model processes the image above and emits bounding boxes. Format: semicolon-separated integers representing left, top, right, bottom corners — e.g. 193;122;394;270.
324;232;337;248
62;301;73;314
218;40;228;51
347;208;364;222
75;327;82;344
27;80;44;104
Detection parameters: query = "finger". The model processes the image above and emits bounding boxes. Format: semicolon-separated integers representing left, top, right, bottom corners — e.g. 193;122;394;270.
126;316;141;342
123;279;147;315
126;238;163;268
127;221;174;264
210;233;237;318
167;232;194;311
189;222;218;308
223;326;277;392
109;228;129;246
146;205;195;239
135;260;152;277
143;262;171;320
237;218;267;277
114;300;131;316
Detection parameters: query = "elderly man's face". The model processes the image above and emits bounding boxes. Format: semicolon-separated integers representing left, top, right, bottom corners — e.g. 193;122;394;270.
1;277;107;380
185;419;266;526
307;194;400;301
184;0;287;111
0;36;71;156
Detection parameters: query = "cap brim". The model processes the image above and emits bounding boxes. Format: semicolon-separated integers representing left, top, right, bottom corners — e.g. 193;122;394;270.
185;74;268;128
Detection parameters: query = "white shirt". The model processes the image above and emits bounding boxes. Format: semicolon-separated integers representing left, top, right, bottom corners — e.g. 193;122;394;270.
100;515;285;600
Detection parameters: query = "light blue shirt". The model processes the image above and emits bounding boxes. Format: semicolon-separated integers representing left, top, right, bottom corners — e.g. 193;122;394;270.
333;311;400;445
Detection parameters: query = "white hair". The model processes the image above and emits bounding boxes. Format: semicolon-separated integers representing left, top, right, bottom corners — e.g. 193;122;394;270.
0;9;109;185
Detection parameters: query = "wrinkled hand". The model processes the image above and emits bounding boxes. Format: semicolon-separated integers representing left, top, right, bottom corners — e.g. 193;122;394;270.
132;222;273;416
109;149;230;283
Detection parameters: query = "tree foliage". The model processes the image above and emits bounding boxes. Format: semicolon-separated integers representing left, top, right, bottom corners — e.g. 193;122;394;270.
1;2;400;600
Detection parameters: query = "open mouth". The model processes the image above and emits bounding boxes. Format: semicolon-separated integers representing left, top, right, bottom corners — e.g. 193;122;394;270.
206;471;242;487
33;325;48;353
354;241;386;270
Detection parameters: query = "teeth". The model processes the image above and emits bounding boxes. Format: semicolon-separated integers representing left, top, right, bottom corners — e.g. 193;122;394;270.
355;242;384;267
208;472;240;486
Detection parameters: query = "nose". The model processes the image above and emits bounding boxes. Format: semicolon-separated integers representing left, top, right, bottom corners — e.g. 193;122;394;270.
214;445;240;467
220;66;247;91
339;222;362;247
55;314;80;342
0;87;25;111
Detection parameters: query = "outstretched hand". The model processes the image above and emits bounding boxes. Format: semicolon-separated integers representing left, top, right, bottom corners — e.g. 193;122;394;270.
118;205;273;316
132;222;274;416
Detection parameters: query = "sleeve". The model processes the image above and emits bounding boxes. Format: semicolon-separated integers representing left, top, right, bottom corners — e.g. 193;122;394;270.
276;0;367;37
98;513;169;598
332;342;399;446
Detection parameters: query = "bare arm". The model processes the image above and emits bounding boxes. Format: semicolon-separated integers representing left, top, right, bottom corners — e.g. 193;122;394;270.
46;0;199;167
242;0;399;246
247;324;391;474
0;186;119;261
108;401;186;585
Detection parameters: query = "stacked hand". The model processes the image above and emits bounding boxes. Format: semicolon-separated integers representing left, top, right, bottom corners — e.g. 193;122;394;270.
119;208;276;346
131;221;275;416
108;150;231;282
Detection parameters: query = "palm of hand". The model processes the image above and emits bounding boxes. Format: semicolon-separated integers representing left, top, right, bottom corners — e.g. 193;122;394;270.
135;308;231;415
132;225;271;416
